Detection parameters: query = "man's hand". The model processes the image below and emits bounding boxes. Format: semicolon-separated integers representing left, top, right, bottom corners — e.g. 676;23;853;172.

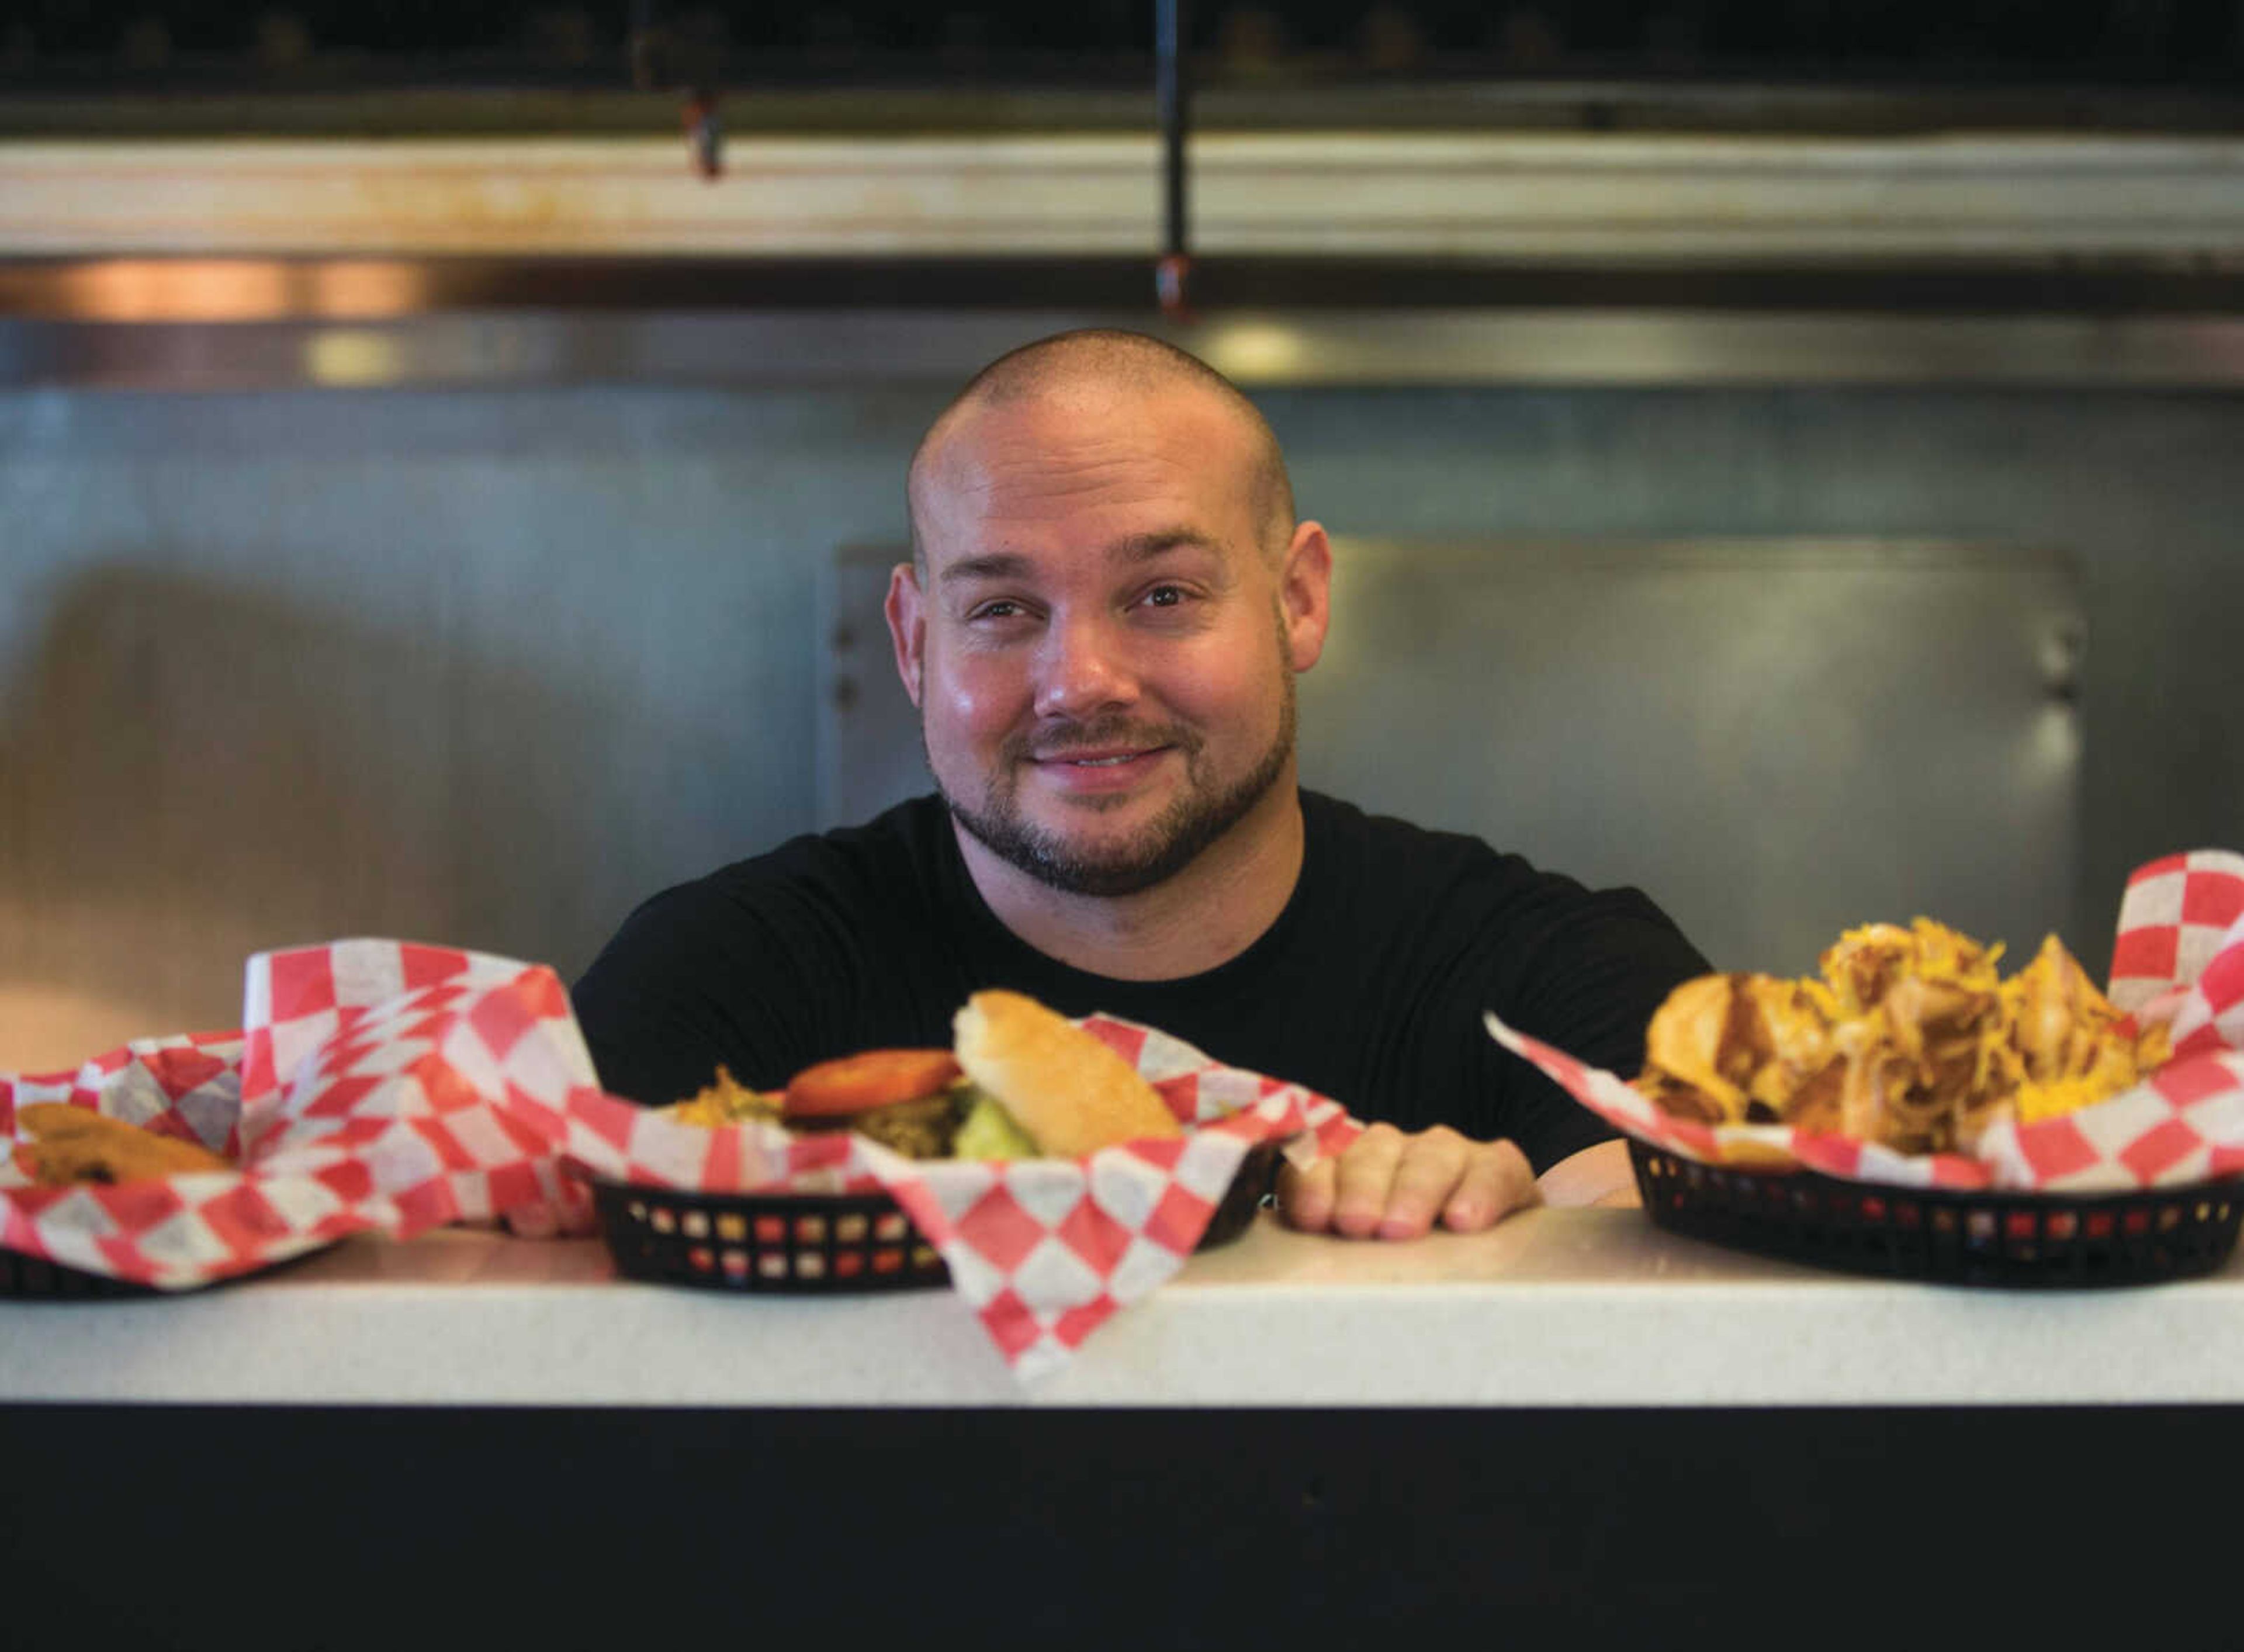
1275;1123;1542;1240
497;1176;600;1238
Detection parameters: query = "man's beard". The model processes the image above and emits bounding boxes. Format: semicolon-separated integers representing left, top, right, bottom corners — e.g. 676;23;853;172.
932;674;1297;899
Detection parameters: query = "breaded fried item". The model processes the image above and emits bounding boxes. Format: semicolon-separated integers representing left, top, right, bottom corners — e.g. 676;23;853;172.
1637;972;1840;1125
13;1102;232;1186
1821;919;2003;1019
1636;920;2167;1156
2001;935;2172;1126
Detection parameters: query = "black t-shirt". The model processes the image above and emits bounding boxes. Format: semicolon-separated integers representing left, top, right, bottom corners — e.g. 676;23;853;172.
569;791;1710;1174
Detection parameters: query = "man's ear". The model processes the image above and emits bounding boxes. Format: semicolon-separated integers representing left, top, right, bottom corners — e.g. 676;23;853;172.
1280;521;1333;673
884;561;927;709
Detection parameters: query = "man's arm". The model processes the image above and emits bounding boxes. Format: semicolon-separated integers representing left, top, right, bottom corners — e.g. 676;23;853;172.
1277;877;1703;1239
572;874;854;1107
1535;1137;1640;1207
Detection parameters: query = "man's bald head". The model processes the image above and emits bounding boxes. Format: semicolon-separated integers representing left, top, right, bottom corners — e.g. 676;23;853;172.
906;330;1296;570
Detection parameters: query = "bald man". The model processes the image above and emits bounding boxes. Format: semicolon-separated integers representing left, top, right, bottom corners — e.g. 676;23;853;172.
572;330;1709;1238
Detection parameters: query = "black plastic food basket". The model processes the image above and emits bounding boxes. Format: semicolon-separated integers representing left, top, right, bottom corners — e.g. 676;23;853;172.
595;1140;1279;1295
0;1243;320;1300
1629;1137;2244;1287
0;1247;162;1300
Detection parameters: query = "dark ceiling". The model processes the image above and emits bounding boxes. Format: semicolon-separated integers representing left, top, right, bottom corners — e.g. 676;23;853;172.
6;2;2243;92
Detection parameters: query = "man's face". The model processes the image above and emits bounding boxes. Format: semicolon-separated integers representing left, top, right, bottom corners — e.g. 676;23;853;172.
888;382;1327;898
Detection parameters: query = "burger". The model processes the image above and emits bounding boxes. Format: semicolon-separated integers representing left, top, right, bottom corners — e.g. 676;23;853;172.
782;1047;978;1159
664;989;1184;1161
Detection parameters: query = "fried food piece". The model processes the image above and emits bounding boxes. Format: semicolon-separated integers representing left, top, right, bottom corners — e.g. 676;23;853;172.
1638;973;1840;1125
2000;935;2172;1126
664;1066;784;1128
1820;919;2003;1019
12;1102;232;1186
1636;920;2165;1156
1817;920;2010;1152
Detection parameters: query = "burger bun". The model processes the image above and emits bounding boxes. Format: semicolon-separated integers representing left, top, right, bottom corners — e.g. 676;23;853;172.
951;990;1181;1156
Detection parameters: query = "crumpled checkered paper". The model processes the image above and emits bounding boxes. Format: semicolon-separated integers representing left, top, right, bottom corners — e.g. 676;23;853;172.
1485;850;2244;1194
2;938;1359;1380
1;943;600;1289
540;1016;1361;1380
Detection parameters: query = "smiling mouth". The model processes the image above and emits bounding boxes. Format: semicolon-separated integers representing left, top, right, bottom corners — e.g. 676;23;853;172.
1026;746;1173;777
1012;722;1194;777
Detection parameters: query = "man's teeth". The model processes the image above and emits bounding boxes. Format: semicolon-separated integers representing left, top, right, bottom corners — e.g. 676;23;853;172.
1070;754;1136;767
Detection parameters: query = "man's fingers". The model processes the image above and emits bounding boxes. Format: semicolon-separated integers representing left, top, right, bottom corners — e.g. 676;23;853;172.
1275;1154;1338;1232
1331;1123;1407;1238
1377;1127;1471;1239
1277;1131;1543;1241
1442;1140;1540;1231
504;1201;560;1239
500;1175;598;1239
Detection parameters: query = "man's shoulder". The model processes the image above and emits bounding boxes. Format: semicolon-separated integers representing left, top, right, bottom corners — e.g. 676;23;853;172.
571;796;962;1102
617;795;951;941
712;794;948;891
1297;789;1691;940
1301;789;1540;891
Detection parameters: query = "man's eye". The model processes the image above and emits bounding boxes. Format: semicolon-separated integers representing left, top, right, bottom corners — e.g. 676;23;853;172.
1142;585;1187;608
969;600;1023;621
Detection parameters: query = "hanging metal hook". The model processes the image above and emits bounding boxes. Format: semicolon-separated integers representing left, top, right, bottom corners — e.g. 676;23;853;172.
1155;0;1194;321
683;88;723;180
630;2;722;181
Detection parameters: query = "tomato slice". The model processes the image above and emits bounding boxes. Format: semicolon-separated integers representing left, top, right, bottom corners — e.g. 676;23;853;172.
784;1049;961;1118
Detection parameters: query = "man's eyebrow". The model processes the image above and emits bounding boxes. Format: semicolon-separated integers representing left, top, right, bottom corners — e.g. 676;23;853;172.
936;532;1220;586
937;552;1032;585
1113;529;1221;563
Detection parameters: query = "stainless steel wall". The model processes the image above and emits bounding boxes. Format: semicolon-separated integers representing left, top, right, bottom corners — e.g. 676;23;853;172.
823;537;2086;982
2;380;2239;1067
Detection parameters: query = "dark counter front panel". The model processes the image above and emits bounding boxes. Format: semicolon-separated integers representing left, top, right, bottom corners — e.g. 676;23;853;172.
0;1404;2222;1647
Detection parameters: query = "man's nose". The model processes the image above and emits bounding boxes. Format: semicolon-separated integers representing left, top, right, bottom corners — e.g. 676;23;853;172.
1032;613;1138;721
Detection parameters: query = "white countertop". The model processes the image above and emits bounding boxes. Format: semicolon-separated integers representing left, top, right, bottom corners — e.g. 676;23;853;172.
6;1207;2240;1408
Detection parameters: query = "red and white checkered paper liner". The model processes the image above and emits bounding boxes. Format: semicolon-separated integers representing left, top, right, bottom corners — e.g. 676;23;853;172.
1;939;605;1290
1485;850;2244;1196
541;1018;1363;1381
1;937;1360;1379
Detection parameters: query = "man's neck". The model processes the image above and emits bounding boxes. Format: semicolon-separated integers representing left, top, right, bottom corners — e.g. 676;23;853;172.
954;780;1307;982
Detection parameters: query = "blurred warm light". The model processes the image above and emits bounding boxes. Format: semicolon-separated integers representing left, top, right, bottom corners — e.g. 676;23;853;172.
308;262;430;317
50;259;427;321
304;328;404;386
61;259;291;321
1203;320;1306;381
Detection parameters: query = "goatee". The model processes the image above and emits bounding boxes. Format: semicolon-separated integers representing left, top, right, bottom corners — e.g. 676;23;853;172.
935;682;1297;899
